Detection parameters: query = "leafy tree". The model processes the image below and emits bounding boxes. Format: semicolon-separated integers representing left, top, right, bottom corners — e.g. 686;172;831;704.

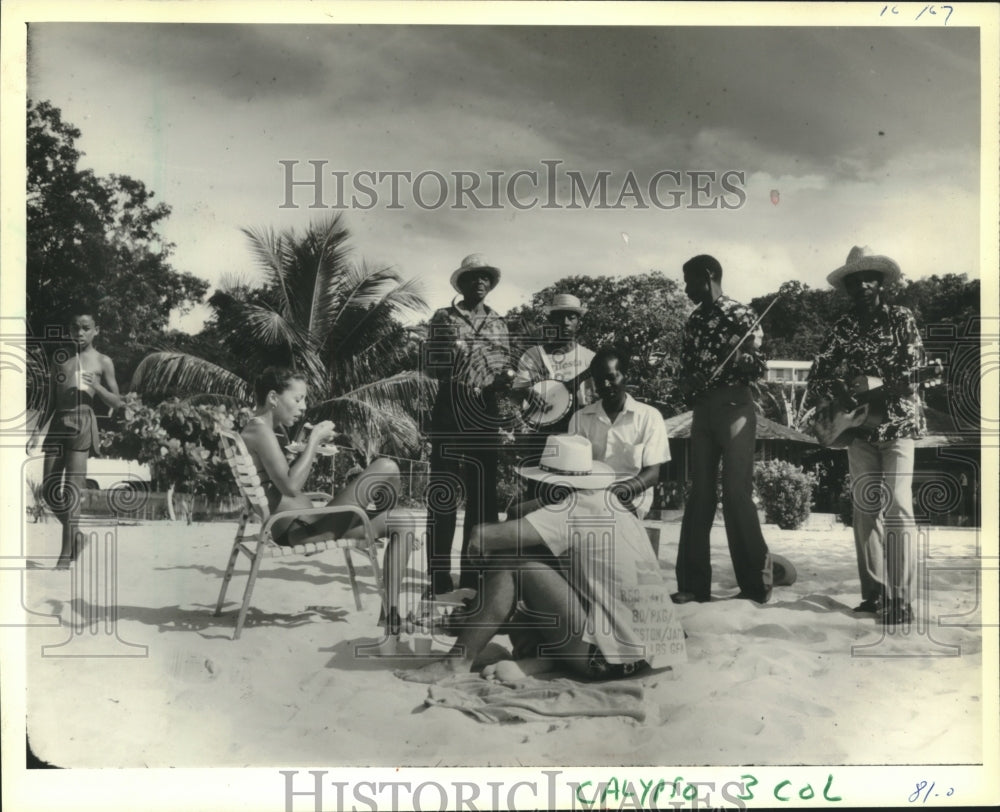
898;273;980;418
754;274;979;418
505;272;691;414
131;216;433;462
26;99;209;378
753;274;979;363
899;273;980;330
101;393;251;519
751;281;847;362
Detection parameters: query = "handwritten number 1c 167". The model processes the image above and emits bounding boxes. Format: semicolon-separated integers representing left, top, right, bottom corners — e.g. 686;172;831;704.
881;5;954;25
909;781;955;803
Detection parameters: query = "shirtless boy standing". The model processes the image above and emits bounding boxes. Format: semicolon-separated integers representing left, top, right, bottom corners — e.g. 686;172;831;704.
29;306;123;568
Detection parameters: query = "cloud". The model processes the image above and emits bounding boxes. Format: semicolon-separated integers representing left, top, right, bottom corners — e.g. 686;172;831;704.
24;22;983;337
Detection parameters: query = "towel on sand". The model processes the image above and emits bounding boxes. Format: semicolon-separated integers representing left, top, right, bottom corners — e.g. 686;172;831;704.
424;673;646;723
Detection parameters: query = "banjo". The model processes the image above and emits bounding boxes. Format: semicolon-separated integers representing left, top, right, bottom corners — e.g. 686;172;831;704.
520;369;592;429
811;361;943;448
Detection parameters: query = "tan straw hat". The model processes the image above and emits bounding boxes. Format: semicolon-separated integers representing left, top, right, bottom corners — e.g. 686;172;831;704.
543;293;588;316
450;253;501;293
518;435;620;489
827;246;901;293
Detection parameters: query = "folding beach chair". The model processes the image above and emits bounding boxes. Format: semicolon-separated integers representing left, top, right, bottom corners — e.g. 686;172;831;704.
214;427;386;639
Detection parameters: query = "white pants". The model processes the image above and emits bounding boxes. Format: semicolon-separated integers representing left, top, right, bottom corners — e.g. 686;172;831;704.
847;437;916;603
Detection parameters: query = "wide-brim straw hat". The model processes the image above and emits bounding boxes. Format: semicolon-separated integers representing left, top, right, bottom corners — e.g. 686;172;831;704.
518;435;621;489
827;245;901;293
543;293;588;316
771;553;798;587
450;253;501;293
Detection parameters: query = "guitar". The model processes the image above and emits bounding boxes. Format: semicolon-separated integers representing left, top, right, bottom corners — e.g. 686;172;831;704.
811;361;943;448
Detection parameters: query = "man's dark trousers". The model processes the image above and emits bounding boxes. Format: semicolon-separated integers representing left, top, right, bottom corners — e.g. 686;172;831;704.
675;385;771;600
425;432;499;594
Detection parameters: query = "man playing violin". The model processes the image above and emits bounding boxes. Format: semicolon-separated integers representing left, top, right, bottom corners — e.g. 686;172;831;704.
806;246;926;626
672;254;772;606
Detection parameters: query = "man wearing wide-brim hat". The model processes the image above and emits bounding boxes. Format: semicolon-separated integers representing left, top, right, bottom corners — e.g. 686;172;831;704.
806;245;927;626
422;253;514;597
397;435;686;684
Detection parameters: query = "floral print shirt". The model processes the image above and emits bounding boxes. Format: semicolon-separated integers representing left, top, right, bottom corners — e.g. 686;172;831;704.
680;295;767;399
806;304;926;441
423;301;512;431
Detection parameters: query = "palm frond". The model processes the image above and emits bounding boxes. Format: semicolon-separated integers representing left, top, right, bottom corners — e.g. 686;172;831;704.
216;271;256;296
334;273;429;353
323;371;436;412
182;392;248;409
132;352;251;402
241;225;296;316
307;215;352;336
327;262;410;330
240;301;307;350
331;396;423;459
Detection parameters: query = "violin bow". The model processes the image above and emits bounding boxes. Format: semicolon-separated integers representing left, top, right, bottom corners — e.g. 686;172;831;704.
708;294;781;382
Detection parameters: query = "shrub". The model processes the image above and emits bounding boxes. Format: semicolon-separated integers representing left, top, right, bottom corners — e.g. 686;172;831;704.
753;459;817;530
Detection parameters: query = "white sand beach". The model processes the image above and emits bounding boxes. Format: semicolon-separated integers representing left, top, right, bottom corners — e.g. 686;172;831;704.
19;512;986;770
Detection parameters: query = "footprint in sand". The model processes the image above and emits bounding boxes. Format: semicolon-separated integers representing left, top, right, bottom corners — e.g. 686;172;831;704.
171;652;219;682
746;623;827;644
770;693;836;718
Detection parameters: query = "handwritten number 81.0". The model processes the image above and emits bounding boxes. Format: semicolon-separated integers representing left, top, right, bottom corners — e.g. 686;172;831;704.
909;781;955;803
881;5;954;25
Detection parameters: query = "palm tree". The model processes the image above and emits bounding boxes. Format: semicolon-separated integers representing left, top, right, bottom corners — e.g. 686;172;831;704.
754;379;816;432
132;215;434;461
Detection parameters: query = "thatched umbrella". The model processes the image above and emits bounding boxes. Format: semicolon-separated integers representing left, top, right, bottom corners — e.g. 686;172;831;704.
664;411;818;444
915;406;979;448
662;411;818;489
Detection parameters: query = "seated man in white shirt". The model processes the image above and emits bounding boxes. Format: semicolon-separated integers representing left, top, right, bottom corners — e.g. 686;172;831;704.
509;346;670;520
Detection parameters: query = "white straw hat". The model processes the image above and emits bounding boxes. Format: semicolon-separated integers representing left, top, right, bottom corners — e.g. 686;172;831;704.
542;293;587;316
827;246;901;293
543;293;588;316
449;254;501;293
518;435;620;489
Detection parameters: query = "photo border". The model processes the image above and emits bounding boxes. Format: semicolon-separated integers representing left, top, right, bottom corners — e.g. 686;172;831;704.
2;2;997;810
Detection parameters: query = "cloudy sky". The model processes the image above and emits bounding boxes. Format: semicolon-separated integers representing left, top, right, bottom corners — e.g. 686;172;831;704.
24;14;985;331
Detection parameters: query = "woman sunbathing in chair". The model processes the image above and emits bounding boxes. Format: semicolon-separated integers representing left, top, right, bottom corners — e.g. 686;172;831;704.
241;366;401;546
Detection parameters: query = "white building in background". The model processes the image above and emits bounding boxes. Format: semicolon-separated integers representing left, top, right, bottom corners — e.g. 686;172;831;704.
765;359;812;386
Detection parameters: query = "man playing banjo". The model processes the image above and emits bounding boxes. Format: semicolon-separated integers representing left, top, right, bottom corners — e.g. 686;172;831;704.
512;293;597;493
806;246;927;626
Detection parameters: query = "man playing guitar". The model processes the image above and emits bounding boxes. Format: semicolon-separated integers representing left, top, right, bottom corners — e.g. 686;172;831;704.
806;246;927;626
